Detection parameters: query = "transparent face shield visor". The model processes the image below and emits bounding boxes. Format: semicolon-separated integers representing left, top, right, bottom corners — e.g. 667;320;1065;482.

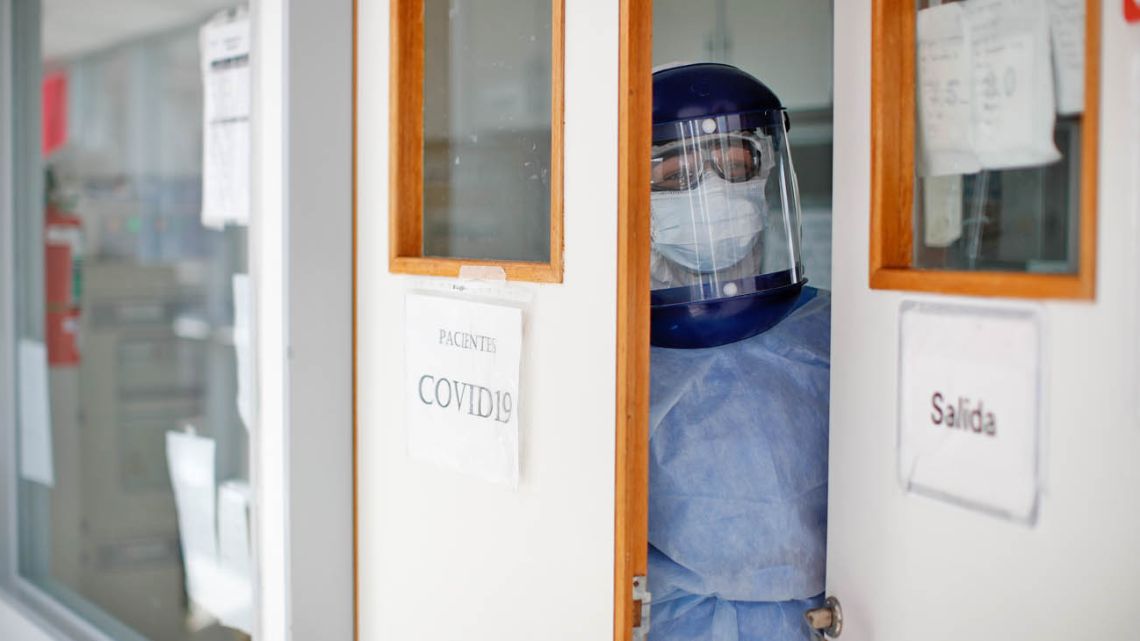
649;111;805;306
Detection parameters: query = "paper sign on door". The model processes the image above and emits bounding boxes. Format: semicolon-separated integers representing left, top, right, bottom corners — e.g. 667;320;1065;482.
405;293;523;487
898;302;1041;522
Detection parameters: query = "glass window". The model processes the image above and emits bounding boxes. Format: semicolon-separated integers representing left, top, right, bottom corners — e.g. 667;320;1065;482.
7;2;255;640
912;0;1084;273
421;0;554;262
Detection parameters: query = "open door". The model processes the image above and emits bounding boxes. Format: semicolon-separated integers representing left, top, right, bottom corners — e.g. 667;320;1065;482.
615;1;836;639
825;1;1140;639
357;2;644;640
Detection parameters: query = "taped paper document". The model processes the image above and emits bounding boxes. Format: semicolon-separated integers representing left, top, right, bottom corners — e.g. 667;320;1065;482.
917;3;981;176
167;432;253;634
232;274;253;431
966;0;1061;170
405;293;524;487
18;340;54;487
216;480;253;632
923;175;965;248
917;0;1063;174
200;12;251;229
1047;0;1085;115
166;431;218;609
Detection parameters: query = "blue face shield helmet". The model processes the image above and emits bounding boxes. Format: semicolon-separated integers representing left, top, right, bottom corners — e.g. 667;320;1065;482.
650;63;806;349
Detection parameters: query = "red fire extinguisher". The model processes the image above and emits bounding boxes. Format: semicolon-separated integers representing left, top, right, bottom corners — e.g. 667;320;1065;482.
44;170;82;367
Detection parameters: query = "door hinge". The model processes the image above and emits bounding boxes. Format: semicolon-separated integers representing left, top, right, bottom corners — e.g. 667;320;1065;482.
804;595;843;639
631;575;651;641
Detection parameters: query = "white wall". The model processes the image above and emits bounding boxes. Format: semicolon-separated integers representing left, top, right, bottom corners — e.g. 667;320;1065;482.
280;1;355;639
250;0;286;638
356;2;620;641
828;2;1140;639
0;598;57;641
726;0;832;109
653;0;832;109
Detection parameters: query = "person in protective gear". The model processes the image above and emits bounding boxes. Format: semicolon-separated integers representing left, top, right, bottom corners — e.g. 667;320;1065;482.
647;62;830;641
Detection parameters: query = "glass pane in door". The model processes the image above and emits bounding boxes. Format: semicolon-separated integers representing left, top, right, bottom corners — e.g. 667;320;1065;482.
421;0;554;262
911;0;1084;273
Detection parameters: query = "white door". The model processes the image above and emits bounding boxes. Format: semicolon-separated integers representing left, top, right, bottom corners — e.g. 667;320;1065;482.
355;2;624;640
826;2;1140;640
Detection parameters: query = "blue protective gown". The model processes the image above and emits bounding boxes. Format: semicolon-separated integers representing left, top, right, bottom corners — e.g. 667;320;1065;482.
648;289;830;641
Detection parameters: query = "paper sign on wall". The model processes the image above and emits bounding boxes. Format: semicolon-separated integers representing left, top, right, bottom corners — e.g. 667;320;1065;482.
200;12;251;230
917;3;981;177
923;175;965;247
1048;0;1085;115
232;274;253;432
405;293;523;487
916;0;1062;173
216;480;252;632
167;432;252;633
166;431;219;608
966;0;1060;170
898;302;1041;522
19;340;54;487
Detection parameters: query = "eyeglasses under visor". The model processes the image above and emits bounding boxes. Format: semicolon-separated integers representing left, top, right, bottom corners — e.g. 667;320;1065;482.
650;132;771;192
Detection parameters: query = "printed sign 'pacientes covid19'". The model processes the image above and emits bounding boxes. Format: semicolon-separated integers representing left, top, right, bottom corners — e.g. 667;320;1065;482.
405;293;523;487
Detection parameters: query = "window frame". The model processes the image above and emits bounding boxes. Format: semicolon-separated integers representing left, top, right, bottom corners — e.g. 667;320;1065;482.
0;2;136;639
868;0;1101;300
388;0;566;283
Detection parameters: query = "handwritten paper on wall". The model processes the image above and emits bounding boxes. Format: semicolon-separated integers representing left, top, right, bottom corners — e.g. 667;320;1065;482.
167;432;253;634
232;274;253;432
967;0;1060;170
917;0;1064;174
200;13;251;230
18;340;53;487
1047;0;1085;115
216;480;253;632
917;3;981;176
923;175;965;247
405;293;524;487
166;431;218;609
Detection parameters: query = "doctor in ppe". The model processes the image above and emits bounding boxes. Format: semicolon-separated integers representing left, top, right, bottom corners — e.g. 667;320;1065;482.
647;63;830;641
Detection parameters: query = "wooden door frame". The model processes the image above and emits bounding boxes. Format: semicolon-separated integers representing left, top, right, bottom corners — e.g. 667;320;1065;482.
614;0;652;640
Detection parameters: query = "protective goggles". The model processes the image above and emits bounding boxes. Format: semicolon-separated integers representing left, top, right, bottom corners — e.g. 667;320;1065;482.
650;132;774;192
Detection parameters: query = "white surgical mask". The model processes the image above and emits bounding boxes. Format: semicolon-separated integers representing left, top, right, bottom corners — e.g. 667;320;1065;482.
650;176;767;273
